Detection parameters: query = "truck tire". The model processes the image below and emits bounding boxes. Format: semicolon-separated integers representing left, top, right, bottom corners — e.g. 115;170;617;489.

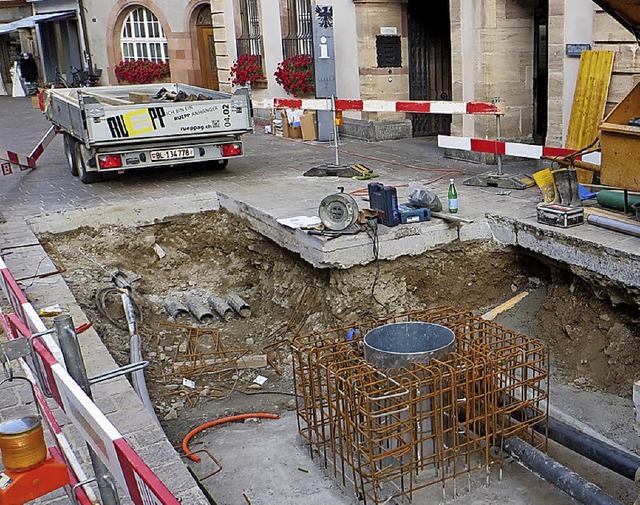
63;134;78;176
213;159;228;170
74;142;100;184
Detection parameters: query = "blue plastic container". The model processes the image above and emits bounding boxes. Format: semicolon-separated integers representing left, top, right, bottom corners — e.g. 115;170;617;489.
368;182;400;227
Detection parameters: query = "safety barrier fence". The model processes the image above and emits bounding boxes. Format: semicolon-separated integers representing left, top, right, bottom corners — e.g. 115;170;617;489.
438;135;602;165
252;98;505;115
0;257;180;504
0;125;57;176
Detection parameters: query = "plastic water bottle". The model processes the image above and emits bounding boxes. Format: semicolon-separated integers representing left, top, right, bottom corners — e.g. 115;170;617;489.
448;179;458;213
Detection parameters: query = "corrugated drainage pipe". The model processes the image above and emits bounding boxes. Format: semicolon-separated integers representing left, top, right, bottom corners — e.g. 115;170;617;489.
503;437;623;505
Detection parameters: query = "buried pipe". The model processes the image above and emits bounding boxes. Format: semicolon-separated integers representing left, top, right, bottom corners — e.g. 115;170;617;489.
163;296;189;320
227;294;251;318
182;413;280;462
120;291;161;427
512;409;640;481
208;296;233;321
503;436;623;505
186;295;214;322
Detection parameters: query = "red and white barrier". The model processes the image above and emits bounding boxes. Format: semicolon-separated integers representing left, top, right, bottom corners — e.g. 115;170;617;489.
0;257;181;505
1;125;58;176
1;312;96;505
438;135;602;165
253;98;504;115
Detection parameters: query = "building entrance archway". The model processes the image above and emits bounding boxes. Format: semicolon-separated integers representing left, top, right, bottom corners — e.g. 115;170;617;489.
407;0;452;136
196;5;219;90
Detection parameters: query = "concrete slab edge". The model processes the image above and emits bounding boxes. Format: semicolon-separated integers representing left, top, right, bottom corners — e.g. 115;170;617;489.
487;214;640;288
218;192;494;268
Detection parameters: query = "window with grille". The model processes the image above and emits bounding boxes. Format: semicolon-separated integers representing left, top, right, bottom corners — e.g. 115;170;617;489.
282;0;312;59
236;0;263;56
120;7;168;63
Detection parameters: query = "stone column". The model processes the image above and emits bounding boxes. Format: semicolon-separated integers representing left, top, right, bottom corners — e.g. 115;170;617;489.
214;0;235;93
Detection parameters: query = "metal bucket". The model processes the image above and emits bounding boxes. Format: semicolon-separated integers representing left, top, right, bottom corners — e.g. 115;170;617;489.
364;321;456;371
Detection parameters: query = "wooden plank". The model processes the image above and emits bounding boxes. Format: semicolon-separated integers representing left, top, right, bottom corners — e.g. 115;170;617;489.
565;50;615;150
81;91;134;106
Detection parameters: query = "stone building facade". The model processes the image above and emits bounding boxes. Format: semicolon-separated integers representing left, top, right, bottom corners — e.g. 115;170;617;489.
81;0;638;148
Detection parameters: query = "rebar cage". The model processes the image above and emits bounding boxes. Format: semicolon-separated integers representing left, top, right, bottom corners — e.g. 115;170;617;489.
291;306;549;503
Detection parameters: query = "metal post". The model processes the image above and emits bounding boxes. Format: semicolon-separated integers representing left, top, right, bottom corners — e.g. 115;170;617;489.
77;0;94;72
331;95;340;166
54;315;121;505
494;97;503;176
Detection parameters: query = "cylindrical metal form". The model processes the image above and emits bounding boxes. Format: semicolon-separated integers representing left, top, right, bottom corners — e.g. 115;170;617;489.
0;416;47;471
364;322;456;371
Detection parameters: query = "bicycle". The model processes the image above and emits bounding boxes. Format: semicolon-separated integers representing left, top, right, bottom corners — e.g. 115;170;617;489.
54;66;102;88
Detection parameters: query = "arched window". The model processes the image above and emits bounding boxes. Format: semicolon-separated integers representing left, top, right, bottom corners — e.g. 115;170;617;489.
120;7;168;63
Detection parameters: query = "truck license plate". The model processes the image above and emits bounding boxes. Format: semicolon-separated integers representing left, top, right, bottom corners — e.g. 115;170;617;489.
150;148;195;161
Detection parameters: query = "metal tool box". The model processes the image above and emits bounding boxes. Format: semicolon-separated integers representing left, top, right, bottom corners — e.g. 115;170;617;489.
536;203;584;228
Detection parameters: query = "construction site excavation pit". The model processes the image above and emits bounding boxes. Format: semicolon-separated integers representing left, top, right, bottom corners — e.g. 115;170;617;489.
35;208;640;504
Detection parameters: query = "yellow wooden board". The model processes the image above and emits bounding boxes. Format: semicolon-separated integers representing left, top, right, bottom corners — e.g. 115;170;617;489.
565;50;615;150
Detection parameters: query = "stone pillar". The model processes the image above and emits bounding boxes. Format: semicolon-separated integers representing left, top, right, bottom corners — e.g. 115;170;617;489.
353;0;408;122
212;0;233;93
452;0;534;143
546;1;563;145
255;0;284;99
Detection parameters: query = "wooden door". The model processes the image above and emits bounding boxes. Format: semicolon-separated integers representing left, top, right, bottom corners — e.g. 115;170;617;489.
407;0;452;136
197;26;219;90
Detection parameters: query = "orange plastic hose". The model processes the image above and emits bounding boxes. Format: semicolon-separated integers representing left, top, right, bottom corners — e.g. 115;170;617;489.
182;413;280;462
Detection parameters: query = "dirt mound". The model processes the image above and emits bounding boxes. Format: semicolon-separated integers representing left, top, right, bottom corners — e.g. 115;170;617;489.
42;209;639;442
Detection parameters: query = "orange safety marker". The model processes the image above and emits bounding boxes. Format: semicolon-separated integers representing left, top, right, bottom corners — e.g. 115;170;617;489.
0;457;70;505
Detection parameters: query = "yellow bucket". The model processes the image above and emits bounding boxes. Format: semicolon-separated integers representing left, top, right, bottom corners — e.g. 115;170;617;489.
532;168;557;203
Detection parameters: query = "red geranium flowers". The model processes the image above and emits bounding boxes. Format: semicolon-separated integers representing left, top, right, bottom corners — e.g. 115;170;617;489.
114;60;170;84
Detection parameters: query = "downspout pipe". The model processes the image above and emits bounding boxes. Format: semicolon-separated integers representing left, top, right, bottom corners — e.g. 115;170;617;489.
513;410;640;481
503;436;623;505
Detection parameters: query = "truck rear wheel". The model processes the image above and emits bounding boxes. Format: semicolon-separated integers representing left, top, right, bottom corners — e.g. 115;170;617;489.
63;134;78;176
213;159;228;170
74;142;100;184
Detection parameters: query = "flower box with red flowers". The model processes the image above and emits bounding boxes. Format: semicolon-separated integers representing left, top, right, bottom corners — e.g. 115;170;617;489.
114;60;171;85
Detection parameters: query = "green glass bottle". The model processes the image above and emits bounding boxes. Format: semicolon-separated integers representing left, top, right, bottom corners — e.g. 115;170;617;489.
448;178;458;213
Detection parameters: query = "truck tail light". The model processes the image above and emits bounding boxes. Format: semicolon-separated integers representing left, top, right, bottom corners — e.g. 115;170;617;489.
98;154;123;169
221;143;242;157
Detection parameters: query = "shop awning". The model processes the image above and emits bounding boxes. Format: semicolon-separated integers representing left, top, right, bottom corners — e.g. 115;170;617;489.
0;11;75;35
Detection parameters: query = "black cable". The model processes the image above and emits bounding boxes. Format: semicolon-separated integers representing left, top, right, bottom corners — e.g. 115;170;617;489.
365;219;386;309
95;287;142;330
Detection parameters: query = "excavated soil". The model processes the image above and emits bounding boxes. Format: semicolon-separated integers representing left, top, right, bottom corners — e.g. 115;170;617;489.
40;209;639;443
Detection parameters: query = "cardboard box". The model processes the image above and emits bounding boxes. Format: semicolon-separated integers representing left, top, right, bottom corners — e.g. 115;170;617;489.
281;111;302;139
300;111;317;141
